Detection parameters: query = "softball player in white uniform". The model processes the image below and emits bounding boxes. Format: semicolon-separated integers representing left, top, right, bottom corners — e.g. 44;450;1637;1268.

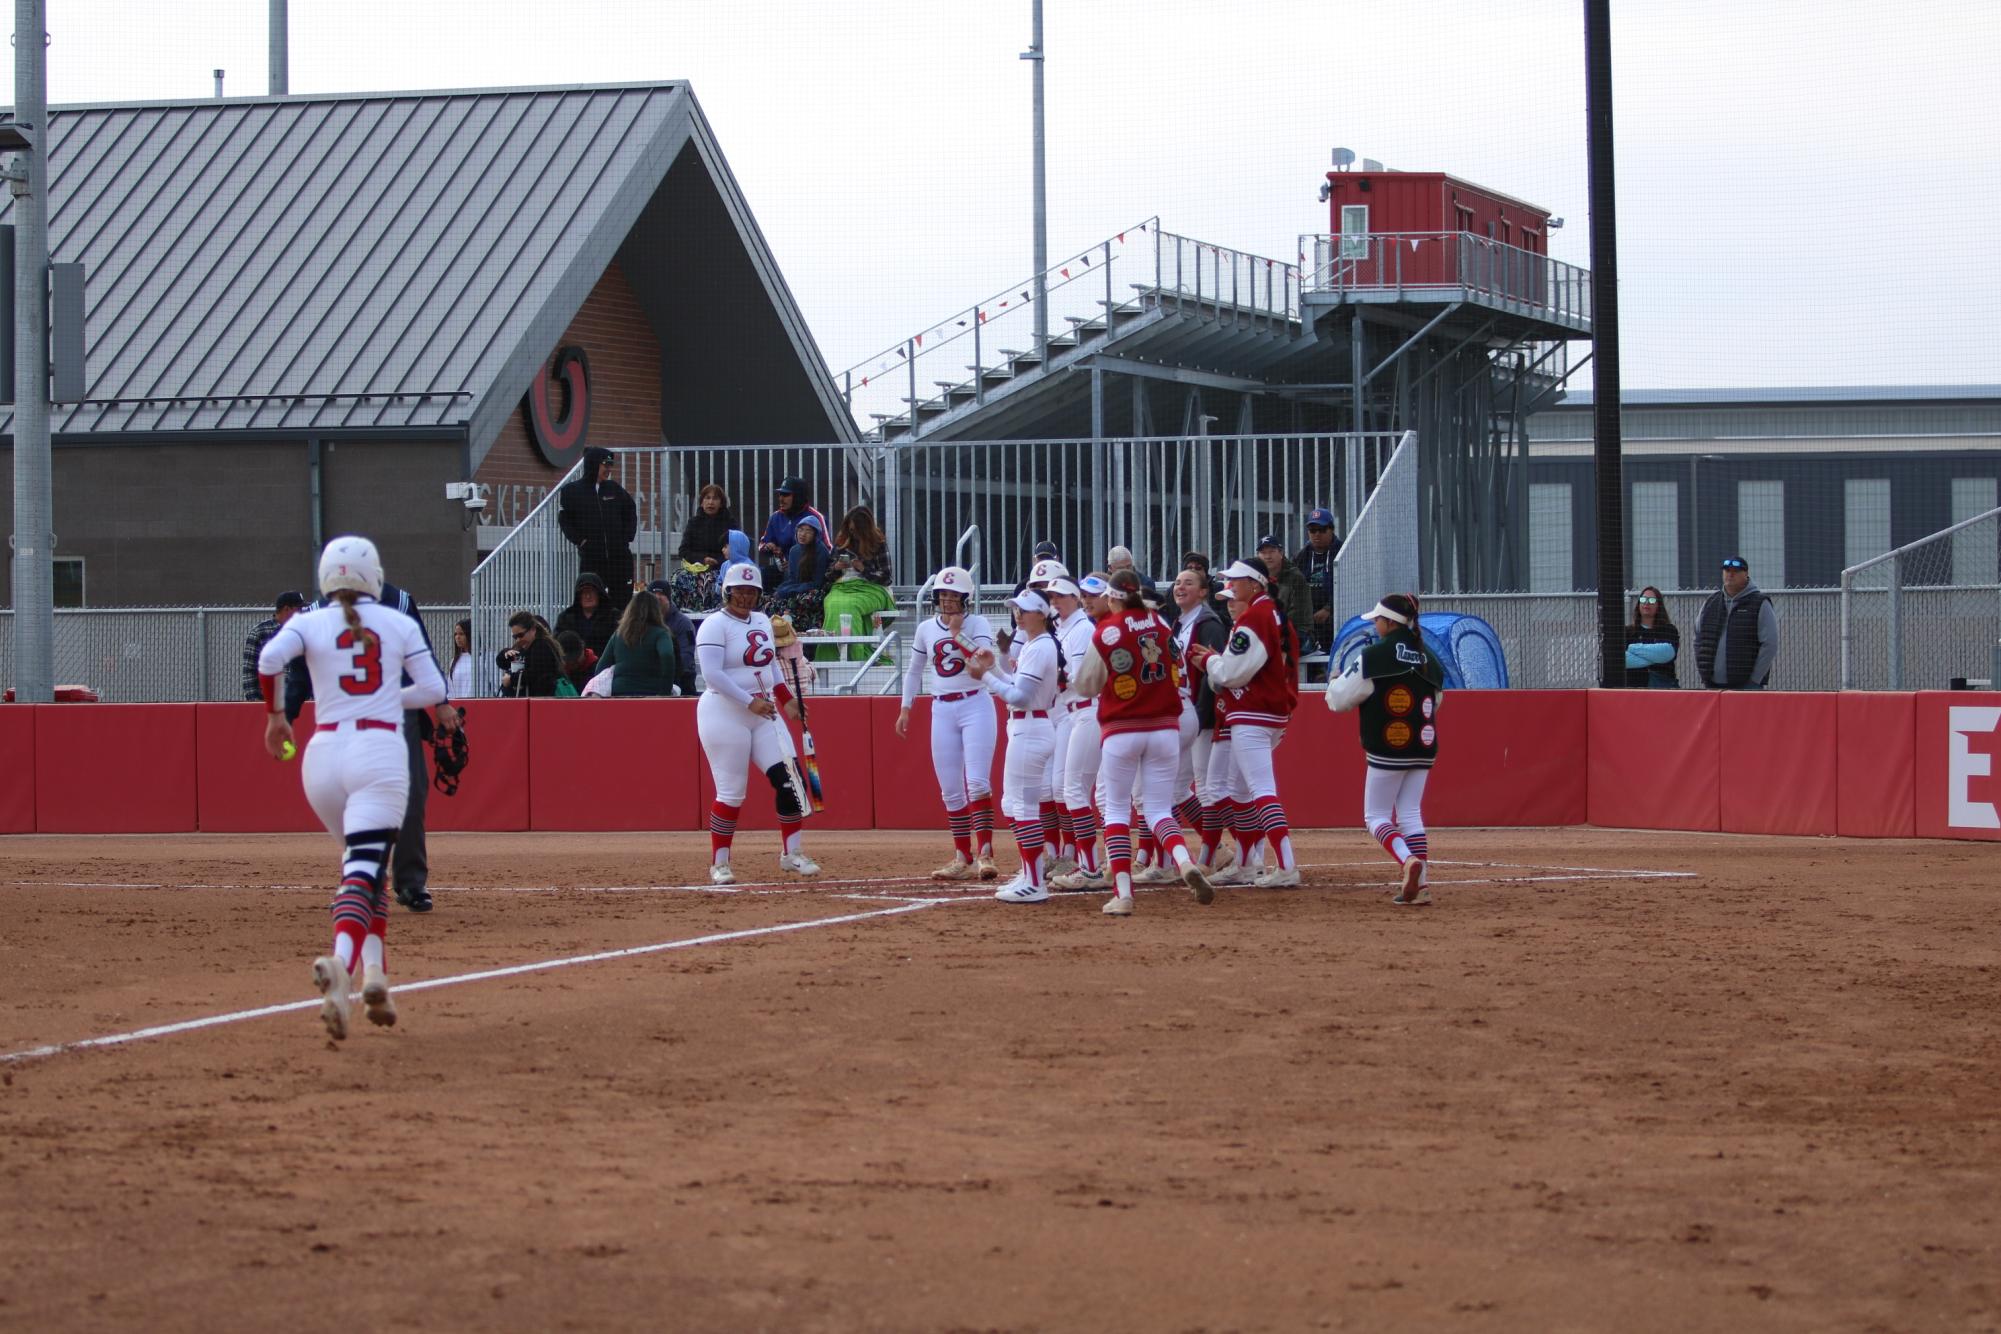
696;565;819;885
897;566;1000;880
974;589;1063;903
1048;574;1113;889
1044;578;1095;877
256;536;447;1042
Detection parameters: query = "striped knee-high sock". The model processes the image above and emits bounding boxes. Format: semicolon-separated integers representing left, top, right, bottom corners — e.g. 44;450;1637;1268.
709;801;741;865
946;804;974;862
1104;823;1134;898
1229;800;1260;862
1136;817;1158;865
1151;816;1191;869
1406;831;1429;863
1173;794;1201;831
1199;804;1226;865
1252;796;1294;871
778;820;804;857
1011;817;1046;888
1039;801;1063;854
970;796;996;858
1371;819;1414;865
329;880;373;975
1068;806;1100;873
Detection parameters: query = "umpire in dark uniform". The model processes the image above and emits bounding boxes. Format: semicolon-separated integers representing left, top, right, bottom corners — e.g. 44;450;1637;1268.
285;580;460;912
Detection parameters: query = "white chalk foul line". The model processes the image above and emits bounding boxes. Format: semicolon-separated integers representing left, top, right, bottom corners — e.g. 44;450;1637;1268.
0;900;942;1066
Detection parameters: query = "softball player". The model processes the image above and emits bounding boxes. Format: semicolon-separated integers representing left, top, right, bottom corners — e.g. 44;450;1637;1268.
1049;573;1114;890
897;566;1000;880
1201;587;1261;881
1044;576;1097;877
256;536;448;1042
972;589;1062;903
1168;567;1230;870
696;564;819;885
1326;593;1445;905
1069;569;1212;915
1185;561;1303;887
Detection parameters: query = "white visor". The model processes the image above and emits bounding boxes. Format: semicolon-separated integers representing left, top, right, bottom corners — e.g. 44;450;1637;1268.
1010;589;1051;616
1047;578;1080;598
1367;601;1410;626
1221;560;1267;584
1219;586;1239;600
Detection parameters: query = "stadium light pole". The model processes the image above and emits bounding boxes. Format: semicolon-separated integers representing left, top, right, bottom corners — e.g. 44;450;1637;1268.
1021;1;1047;363
8;0;53;703
269;0;288;95
1584;0;1626;688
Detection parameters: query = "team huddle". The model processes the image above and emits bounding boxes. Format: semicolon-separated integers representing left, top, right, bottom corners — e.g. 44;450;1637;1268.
262;537;1448;1040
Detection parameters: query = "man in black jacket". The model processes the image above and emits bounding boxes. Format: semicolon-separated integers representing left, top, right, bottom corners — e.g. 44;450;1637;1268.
1168;567;1234;872
1294;507;1340;680
1695;556;1780;689
242;590;306;699
558;447;638;607
285;581;459;912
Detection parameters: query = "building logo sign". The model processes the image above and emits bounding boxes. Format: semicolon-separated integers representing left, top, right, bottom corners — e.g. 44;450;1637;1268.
1947;705;2001;831
525;345;592;468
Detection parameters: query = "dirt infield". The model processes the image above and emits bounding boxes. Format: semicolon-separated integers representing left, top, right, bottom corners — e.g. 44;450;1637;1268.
2;828;1997;1332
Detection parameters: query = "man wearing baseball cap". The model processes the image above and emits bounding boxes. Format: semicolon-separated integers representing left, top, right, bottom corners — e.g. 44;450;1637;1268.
1295;508;1340;679
1694;556;1779;689
242;590;306;700
644;579;700;696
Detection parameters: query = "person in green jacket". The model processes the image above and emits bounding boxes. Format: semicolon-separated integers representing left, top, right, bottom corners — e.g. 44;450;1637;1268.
1257;535;1314;633
595;588;680;697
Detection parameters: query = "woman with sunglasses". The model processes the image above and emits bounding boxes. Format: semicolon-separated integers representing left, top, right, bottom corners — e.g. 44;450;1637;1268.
1624;587;1680;688
496;611;564;697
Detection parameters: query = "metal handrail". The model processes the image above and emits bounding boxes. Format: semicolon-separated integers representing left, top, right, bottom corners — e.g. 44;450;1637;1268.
837;629;901;695
1839;505;2001;689
1296;230;1593;327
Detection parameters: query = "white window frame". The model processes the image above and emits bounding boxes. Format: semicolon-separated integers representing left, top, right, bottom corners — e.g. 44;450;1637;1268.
1338;204;1369;260
53;555;85;608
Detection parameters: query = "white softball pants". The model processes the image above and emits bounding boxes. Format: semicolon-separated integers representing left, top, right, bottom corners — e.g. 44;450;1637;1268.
1001;716;1056;821
1098;729;1183;836
1061;705;1102;809
302;727;410;837
1363;766;1430;868
698;691;792;806
1227;723;1285;800
929;692;997;807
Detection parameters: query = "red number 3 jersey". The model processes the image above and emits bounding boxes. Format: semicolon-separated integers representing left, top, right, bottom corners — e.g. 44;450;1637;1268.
258;601;445;728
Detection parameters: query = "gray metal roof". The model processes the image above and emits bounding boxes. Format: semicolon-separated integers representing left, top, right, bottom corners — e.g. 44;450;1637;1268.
1549;385;2001;408
0;83;855;454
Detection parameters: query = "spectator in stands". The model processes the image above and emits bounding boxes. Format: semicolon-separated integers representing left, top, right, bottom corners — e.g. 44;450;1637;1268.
448;619;475;699
1106;545;1158;597
1696;556;1779;690
1624;587;1681;688
822;506;895;660
1012;540;1063;597
644;580;701;698
1296;507;1340;678
242;590;306;699
757;476;827;589
555;630;597;696
773;514;833;630
595;586;679;696
497;611;564;697
1257;534;1313;630
557;447;638;607
555;572;619;657
671;483;737;611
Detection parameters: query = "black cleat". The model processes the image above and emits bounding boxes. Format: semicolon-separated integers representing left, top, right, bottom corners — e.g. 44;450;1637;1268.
396;886;434;914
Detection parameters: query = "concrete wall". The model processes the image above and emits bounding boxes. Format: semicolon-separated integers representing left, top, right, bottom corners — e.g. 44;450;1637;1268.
1;437;474;608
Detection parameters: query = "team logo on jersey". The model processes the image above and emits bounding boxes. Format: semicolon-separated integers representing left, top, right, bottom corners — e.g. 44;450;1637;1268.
1394;642;1425;666
1385;684;1414;716
1101;625;1122;647
1420;724;1436;746
1229;630;1252;655
1112;675;1138;700
1137;636;1168;683
1384;720;1413;748
1108;647;1134;673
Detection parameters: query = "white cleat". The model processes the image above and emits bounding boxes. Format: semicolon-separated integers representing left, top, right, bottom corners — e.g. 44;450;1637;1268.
1395;857;1424;902
1047;856;1079;879
994;876;1050;904
1049;868;1108;891
1391;886;1434;906
710;863;736;886
930;858;980;881
780;852;821;877
361;964;397;1028
975;855;999;881
1101;895;1134;916
1183;862;1215;905
1208;863;1254;887
312;956;351;1042
1132;863;1176;884
1254;866;1303;888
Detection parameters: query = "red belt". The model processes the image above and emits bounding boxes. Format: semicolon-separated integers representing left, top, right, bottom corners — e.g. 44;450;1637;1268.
1009;709;1049;720
1065;699;1095;713
317;719;398;733
937;690;977;703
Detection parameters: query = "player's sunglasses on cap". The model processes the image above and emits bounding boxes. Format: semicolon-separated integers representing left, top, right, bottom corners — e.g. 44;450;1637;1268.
1721;557;1748;571
1078;574;1110;596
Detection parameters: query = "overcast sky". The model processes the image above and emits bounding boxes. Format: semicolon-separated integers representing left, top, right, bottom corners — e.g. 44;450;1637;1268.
11;0;1999;395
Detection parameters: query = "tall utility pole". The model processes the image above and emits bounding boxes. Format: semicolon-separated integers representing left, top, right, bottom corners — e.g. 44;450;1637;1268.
269;0;288;95
1584;0;1626;689
1021;1;1047;360
9;0;53;703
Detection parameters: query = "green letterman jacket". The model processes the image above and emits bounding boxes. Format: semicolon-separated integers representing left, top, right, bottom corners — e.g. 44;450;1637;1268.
1352;629;1445;770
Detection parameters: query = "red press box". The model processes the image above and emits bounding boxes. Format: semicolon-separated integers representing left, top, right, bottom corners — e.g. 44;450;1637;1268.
1587;689;1722;831
35;703;198;833
1914;691;2001;842
1836;692;1916;838
1720;693;1839;837
0;707;34;832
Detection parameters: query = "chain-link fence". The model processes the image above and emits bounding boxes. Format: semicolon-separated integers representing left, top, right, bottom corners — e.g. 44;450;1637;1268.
1840;507;2001;689
0;605;471;703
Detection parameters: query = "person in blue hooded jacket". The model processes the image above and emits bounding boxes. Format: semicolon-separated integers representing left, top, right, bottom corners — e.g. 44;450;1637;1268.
772;514;833;629
1623;586;1681;688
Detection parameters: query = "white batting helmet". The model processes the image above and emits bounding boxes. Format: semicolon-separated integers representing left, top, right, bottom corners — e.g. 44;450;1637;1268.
1028;558;1070;585
932;566;975;600
722;564;763;592
318;535;384;600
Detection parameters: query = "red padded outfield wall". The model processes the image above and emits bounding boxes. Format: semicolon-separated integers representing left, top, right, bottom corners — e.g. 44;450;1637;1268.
1;691;1990;839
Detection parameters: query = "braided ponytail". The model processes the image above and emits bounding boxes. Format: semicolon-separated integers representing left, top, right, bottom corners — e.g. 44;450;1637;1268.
334;589;377;649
